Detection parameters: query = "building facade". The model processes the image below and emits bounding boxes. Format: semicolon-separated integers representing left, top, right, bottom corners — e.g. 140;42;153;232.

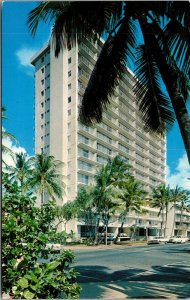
31;38;189;239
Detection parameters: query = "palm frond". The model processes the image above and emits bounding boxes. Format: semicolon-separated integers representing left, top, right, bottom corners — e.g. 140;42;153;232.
28;1;122;57
27;1;64;37
52;1;123;56
164;19;190;75
167;1;190;29
79;16;136;125
150;19;190;101
134;44;175;135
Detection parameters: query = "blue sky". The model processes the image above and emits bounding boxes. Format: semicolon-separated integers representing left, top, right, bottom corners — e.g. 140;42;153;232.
2;1;190;190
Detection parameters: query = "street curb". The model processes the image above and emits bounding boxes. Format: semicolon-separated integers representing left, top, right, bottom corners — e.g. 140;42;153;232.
61;242;148;251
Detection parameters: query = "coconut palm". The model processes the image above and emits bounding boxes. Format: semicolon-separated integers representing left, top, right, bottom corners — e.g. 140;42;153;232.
29;153;65;204
55;201;77;231
175;189;190;236
2;107;17;166
170;185;185;237
114;177;147;244
93;156;131;244
7;152;32;194
74;185;98;241
151;184;171;237
28;1;190;164
77;156;131;245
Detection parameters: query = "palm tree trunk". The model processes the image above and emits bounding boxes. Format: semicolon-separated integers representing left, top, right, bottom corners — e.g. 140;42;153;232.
171;203;176;237
177;204;184;236
164;207;168;237
114;221;124;244
139;19;190;165
94;217;100;245
160;210;164;236
41;191;44;205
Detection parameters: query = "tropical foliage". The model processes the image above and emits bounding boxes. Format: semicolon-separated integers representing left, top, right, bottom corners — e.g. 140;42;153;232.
72;156;132;244
7;152;32;194
2;107;17;165
175;188;190;235
56;201;77;231
29;153;65;204
114;177;148;243
151;184;171;236
2;174;81;299
28;1;190;164
2;114;80;299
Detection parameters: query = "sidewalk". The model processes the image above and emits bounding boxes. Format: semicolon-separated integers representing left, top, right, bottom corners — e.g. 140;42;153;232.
62;241;147;251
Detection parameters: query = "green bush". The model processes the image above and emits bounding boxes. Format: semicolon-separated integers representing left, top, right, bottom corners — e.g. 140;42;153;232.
2;176;81;299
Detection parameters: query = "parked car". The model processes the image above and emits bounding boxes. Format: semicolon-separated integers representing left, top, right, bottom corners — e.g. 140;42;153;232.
147;236;169;245
45;243;62;252
169;236;189;244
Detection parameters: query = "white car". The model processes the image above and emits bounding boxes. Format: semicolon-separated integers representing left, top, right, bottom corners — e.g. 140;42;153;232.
147;236;169;245
45;243;62;251
169;236;189;244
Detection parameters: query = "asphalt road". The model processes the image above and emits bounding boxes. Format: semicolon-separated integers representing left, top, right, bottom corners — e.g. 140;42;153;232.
71;243;190;299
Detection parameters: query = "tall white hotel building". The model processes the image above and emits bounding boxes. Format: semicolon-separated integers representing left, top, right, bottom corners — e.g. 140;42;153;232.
31;38;170;239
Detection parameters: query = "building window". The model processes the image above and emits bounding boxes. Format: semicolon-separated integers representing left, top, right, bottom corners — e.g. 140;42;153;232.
41;79;44;85
97;143;112;155
68;122;71;129
68;135;71;142
68;44;71;51
41;57;44;63
41;125;44;129
41;68;44;74
41;136;44;141
68;109;71;116
68;57;71;64
78;173;89;184
41;102;44;108
68;70;71;77
41;148;43;153
41;113;44;119
68;96;71;103
68;83;71;90
79;134;89;145
41;91;44;96
78;160;92;171
68;148;71;155
97;155;107;164
80;148;89;158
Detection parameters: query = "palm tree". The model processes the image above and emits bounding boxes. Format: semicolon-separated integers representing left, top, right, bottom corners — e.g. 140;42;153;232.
114;177;147;244
93;156;131;245
55;201;77;231
29;153;65;204
28;1;190;164
151;184;171;237
2;107;17;166
175;189;190;236
74;185;97;241
7;152;32;194
170;185;185;237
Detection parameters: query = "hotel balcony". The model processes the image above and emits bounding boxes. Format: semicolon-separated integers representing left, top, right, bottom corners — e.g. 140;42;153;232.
78;56;94;72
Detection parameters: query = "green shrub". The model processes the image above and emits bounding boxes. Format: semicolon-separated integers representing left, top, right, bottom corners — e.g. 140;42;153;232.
2;177;81;299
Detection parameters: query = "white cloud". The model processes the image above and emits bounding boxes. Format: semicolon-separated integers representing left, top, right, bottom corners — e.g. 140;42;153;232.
167;153;190;190
2;127;27;167
15;47;38;76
